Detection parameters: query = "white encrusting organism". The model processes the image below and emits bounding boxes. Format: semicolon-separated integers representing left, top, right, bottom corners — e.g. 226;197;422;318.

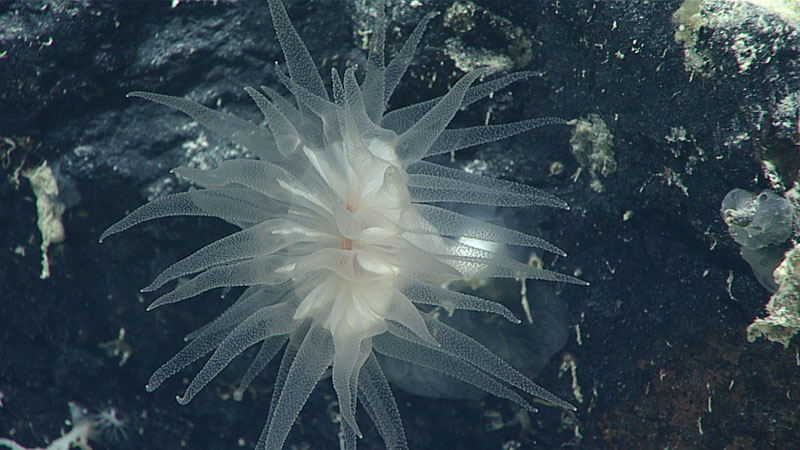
0;403;126;450
100;0;586;448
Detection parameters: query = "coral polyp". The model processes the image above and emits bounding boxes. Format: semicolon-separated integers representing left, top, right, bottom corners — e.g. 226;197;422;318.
101;0;584;448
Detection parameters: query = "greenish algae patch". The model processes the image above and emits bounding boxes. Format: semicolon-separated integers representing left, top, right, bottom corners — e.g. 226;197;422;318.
673;0;800;78
568;114;616;193
22;162;66;280
748;244;800;347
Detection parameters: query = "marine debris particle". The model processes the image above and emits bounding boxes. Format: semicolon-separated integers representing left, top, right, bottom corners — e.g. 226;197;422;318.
22;162;65;279
98;328;133;367
559;353;584;404
747;243;800;347
567;114;617;193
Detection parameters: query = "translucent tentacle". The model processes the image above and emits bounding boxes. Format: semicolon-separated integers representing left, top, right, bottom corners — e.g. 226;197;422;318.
425;117;567;157
266;0;328;100
260;325;334;450
127;91;279;161
396;69;488;164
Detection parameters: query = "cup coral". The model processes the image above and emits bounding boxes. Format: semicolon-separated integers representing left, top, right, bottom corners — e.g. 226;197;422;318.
101;0;585;448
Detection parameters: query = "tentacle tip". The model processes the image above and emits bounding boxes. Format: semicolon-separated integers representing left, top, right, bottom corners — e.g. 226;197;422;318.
176;394;190;405
127;91;147;99
427;336;442;348
351;425;363;439
99;229;115;243
141;283;158;293
344;416;363;439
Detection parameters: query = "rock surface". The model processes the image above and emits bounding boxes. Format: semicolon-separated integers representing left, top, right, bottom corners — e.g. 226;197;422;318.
2;0;799;449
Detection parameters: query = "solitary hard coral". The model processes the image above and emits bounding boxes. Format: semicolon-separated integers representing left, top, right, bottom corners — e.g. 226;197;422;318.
101;0;585;448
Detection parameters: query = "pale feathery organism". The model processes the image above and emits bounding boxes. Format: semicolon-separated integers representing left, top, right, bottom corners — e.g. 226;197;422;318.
101;0;587;448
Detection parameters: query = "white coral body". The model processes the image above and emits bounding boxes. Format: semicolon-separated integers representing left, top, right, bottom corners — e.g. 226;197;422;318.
101;0;584;449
